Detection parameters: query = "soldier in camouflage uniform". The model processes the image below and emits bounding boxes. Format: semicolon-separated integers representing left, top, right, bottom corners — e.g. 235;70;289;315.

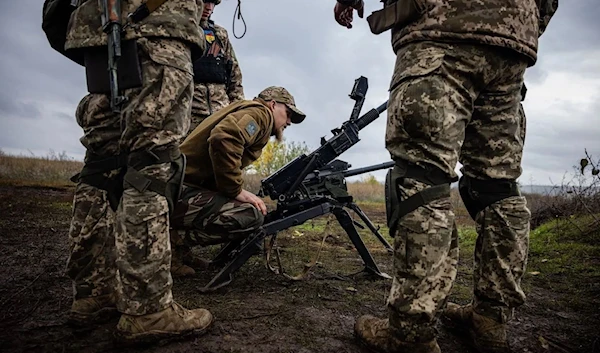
63;0;214;345
333;0;558;352
190;0;245;131
169;87;306;260
170;0;245;276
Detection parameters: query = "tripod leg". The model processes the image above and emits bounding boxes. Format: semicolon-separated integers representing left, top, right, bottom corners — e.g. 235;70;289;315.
349;203;394;253
332;207;391;279
210;238;246;267
200;235;263;292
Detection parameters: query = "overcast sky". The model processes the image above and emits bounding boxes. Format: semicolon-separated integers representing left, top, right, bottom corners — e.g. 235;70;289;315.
0;1;598;185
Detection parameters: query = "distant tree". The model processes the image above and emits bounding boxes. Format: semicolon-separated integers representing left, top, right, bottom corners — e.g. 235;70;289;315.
250;139;311;177
360;174;381;185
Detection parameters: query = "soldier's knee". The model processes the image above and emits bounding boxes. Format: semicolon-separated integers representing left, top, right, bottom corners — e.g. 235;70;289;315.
123;145;186;213
386;159;457;236
238;204;264;231
459;175;521;220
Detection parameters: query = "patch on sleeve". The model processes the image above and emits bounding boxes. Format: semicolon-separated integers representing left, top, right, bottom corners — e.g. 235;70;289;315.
245;121;258;136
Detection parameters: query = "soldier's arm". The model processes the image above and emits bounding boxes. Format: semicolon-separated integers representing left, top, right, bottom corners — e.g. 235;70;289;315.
207;113;259;198
538;0;559;37
334;0;364;28
221;27;245;103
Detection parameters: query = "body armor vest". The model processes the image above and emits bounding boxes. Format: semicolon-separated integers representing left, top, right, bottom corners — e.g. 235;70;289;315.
193;21;232;85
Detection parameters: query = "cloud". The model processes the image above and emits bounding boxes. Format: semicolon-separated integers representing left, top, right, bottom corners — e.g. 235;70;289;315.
0;0;598;189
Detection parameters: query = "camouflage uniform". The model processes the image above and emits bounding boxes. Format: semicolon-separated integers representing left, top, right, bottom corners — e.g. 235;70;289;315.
170;185;264;246
190;19;244;132
172;87;305;248
348;0;557;345
64;0;205;316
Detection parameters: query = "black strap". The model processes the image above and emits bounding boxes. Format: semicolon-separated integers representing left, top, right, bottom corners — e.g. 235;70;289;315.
123;167;168;194
128;147;181;170
394;184;451;220
80;152;128;177
387;160;454;232
394;159;457;185
122;146;181;195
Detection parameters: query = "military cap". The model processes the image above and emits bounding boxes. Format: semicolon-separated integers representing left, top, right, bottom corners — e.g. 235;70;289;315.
258;86;306;124
204;0;221;5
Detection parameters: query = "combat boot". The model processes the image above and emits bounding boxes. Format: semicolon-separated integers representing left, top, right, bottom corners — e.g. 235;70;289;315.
183;251;211;271
115;301;213;345
354;315;441;353
442;303;510;353
170;244;196;277
68;294;119;326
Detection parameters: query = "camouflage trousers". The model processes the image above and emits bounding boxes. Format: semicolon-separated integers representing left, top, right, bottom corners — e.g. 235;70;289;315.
188;113;210;137
170;185;264;246
66;37;193;315
384;41;531;339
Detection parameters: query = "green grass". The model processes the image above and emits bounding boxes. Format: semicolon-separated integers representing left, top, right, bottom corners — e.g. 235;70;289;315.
446;218;600;310
527;216;600;309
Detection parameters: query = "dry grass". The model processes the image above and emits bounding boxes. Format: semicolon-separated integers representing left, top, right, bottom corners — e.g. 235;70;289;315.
0;153;82;187
347;180;385;203
5;153;579;236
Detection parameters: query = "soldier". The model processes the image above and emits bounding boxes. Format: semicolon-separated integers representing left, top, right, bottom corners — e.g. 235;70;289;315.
333;1;558;353
170;0;245;276
169;87;305;256
191;0;245;131
62;0;214;345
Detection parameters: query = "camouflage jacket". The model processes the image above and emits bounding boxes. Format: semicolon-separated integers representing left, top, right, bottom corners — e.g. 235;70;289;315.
391;0;545;65
64;0;205;53
180;99;273;198
192;21;245;117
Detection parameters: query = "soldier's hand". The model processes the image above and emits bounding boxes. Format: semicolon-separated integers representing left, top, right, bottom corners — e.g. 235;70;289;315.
334;0;364;29
236;189;267;216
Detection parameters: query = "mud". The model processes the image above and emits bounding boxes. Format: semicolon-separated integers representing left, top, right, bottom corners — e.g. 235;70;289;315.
0;185;598;353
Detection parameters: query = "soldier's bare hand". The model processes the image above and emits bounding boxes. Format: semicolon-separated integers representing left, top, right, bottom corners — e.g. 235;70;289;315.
334;1;364;29
236;189;267;216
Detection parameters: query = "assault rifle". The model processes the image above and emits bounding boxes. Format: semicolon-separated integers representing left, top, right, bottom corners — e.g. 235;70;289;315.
201;76;393;291
100;0;127;112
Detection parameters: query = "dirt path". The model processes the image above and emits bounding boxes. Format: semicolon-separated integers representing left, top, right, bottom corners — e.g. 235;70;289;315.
0;185;597;353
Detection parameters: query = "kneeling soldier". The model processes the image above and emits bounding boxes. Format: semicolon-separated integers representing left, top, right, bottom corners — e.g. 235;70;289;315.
169;86;306;275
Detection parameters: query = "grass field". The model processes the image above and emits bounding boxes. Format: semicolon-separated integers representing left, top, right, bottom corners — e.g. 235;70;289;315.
0;152;598;352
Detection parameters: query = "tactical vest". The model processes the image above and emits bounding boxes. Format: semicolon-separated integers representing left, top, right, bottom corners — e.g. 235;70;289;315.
193;21;233;85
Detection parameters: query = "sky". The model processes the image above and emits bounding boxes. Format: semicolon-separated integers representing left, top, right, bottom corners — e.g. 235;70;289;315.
0;1;598;186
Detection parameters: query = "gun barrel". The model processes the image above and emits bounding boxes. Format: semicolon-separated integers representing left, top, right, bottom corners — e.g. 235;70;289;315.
343;161;395;178
354;101;388;130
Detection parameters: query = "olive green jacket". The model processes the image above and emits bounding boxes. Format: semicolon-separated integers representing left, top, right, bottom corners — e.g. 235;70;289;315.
180;99;274;198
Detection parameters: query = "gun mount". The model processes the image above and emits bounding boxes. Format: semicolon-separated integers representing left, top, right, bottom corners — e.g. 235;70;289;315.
260;112;388;202
200;77;394;291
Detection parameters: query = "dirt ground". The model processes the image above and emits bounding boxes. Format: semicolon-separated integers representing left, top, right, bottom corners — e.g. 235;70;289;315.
0;184;598;353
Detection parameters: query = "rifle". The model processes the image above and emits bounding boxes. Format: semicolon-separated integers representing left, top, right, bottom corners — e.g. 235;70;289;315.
201;76;393;291
100;0;127;113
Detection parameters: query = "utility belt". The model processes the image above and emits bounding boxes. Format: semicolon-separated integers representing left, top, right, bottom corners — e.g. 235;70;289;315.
385;159;457;236
71;146;186;213
83;39;143;94
192;55;233;85
366;0;425;35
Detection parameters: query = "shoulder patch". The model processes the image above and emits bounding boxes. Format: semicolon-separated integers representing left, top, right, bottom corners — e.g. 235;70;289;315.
246;121;258;136
204;29;216;44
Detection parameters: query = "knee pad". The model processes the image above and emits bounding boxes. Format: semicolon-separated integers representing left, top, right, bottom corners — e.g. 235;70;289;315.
459;175;521;220
385;160;456;236
71;152;128;211
123;146;186;213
